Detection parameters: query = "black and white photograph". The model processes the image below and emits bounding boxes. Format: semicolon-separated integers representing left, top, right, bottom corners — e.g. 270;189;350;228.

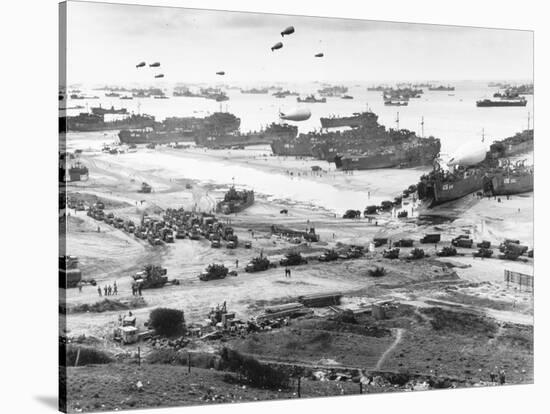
57;1;534;412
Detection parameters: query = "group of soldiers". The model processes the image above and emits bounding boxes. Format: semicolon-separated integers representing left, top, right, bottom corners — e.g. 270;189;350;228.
131;282;143;296
97;281;118;296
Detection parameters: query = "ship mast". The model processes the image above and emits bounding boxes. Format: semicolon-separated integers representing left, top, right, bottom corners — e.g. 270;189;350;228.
395;112;400;130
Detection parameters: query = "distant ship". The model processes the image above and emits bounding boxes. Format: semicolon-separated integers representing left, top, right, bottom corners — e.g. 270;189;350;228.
318;85;348;97
428;85;455;91
105;92;120;97
273;90;299;98
297;95;326;103
341;95;354;100
91;105;128;115
320;111;377;129
476;97;527;107
384;99;408;106
241;88;269;94
216;186;255;214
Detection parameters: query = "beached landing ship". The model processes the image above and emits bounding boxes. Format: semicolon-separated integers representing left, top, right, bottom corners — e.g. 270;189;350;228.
414;130;534;206
489;164;533;195
272;110;441;169
118;112;242;145
195;123;298;148
486;129;533;160
60;112;155;133
216;186;255;214
333;134;441;170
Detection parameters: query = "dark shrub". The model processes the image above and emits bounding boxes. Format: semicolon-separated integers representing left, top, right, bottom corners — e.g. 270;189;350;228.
149;308;186;337
368;266;386;277
219;348;290;389
64;345;113;366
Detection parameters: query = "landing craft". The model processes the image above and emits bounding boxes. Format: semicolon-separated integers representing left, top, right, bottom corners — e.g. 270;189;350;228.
281;26;295;37
216;71;225;75
154;74;164;79
149;62;161;67
136;62;146;68
445;141;487;168
279;107;311;121
271;42;283;52
314;53;324;58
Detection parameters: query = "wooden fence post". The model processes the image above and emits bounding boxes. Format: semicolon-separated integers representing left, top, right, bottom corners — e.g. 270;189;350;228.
359;382;363;394
74;347;81;367
297;377;301;398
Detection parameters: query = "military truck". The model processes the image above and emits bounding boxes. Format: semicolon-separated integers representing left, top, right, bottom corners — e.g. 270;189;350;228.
280;252;308;266
245;256;276;272
199;264;229;281
211;239;221;248
477;240;491;249
451;235;473;248
499;240;528;255
138;182;152;193
339;246;364;259
383;248;400;259
420;234;441;244
373;237;388;247
474;248;493;258
132;265;168;289
436;246;457;257
408;248;425;260
394;239;414;247
318;249;339;262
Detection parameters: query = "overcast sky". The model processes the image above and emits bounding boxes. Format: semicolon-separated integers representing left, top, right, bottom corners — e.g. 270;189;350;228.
65;1;534;85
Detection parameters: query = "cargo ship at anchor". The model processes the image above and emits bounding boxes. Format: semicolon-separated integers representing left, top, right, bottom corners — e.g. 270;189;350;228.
195;123;298;148
91;105;128;115
216;186;254;214
476;97;527;107
297;95;326;103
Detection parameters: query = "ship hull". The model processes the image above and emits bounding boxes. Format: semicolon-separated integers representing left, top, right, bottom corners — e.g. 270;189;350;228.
118;130;195;145
270;140;314;157
431;173;486;206
216;192;254;214
491;173;533;195
476;100;527;107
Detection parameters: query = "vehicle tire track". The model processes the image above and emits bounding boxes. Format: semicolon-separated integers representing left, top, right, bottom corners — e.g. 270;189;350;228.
375;328;404;370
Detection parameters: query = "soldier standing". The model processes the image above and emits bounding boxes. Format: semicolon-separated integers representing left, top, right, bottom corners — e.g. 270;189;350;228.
113;281;118;295
97;286;102;297
138;283;143;296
